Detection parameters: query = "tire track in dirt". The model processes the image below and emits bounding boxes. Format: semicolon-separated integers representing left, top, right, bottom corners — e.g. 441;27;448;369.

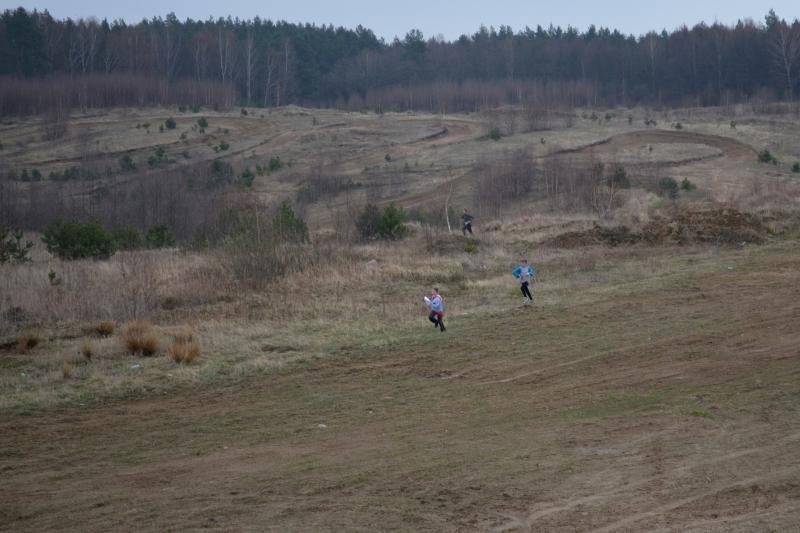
352;129;758;221
491;430;800;532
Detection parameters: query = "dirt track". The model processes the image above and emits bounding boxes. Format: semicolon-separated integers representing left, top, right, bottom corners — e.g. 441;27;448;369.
2;243;799;531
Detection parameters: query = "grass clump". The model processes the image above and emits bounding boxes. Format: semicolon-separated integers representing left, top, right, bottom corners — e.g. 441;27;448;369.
80;339;94;360
168;329;200;364
16;330;40;352
123;321;160;356
757;149;777;165
792;162;800;173
95;320;116;337
487;127;502;141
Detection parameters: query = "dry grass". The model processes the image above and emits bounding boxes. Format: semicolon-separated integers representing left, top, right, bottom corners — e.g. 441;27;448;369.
95;321;116;337
16;330;40;352
61;362;73;379
169;334;200;364
80;339;95;360
168;328;200;364
123;320;160;356
0;249;224;334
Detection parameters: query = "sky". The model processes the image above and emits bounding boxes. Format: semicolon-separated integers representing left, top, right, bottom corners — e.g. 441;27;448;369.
3;1;799;41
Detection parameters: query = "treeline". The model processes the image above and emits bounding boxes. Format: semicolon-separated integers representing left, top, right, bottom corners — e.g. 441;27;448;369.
1;7;799;114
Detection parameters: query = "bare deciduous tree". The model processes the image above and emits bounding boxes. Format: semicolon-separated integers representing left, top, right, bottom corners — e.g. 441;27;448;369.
769;22;800;101
243;30;257;104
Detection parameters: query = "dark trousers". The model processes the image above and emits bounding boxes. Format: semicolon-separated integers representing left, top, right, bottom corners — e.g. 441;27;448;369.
520;281;533;300
462;222;472;235
429;310;445;330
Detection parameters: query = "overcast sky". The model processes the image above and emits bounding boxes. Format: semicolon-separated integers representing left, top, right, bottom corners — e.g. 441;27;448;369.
3;1;799;41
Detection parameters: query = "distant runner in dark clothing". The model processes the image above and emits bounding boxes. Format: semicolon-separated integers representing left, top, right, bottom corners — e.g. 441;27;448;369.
461;209;474;235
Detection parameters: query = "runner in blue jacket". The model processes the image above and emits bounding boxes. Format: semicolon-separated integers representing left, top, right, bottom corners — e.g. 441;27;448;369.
512;258;535;305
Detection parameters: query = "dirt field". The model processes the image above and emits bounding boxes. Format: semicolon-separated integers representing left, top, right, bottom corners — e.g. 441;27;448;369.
2;239;800;531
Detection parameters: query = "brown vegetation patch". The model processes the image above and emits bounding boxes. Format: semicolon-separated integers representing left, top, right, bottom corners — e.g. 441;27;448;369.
16;330;40;352
168;328;200;364
95;321;116;337
80;339;95;360
123;321;160;356
545;208;771;248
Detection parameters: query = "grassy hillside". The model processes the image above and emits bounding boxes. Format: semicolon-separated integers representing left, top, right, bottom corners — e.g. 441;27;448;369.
2;103;800;530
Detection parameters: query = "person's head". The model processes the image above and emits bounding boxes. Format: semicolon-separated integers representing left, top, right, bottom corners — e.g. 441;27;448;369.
432;287;439;295
520;258;527;264
463;208;468;213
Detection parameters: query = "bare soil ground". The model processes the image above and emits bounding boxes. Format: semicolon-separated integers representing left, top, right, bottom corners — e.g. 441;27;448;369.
2;241;799;531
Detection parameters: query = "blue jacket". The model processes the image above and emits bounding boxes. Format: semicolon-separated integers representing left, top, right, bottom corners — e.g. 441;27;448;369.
512;265;535;283
429;294;444;313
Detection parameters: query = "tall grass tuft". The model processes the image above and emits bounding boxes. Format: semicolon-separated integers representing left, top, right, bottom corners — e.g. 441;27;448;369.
95;320;116;337
123;320;160;356
81;339;95;360
168;328;200;364
16;330;39;352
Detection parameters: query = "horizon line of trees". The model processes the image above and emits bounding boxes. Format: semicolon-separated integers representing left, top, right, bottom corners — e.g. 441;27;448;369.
1;7;799;114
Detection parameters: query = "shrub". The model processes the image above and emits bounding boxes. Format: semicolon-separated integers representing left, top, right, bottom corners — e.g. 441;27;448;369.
487;127;502;141
239;168;255;187
1;227;33;263
119;154;136;171
218;141;230;151
123;321;159;356
241;108;248;116
190;104;201;113
355;204;381;240
178;105;187;113
268;156;284;173
16;330;39;352
271;203;309;243
164;117;177;129
50;166;81;181
608;167;631;189
730;120;737;129
112;227;143;250
680;177;697;191
197;117;209;129
657;177;680;199
206;160;234;187
81;339;94;360
378;204;410;240
95;320;116;337
385;153;392;162
792;162;800;173
356;203;409;240
169;329;200;364
144;224;175;248
42;221;116;260
464;241;478;254
757;149;776;164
